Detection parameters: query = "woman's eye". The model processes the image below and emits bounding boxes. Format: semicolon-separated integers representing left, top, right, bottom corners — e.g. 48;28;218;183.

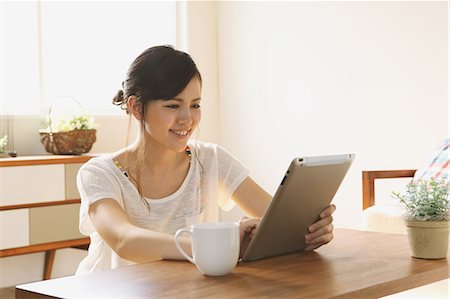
165;103;200;109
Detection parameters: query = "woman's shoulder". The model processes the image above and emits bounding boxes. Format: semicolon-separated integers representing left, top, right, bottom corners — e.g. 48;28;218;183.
188;141;222;158
188;141;238;162
189;140;217;151
79;154;115;174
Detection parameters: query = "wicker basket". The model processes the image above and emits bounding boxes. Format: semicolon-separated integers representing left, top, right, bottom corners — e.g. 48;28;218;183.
39;129;97;155
39;96;97;155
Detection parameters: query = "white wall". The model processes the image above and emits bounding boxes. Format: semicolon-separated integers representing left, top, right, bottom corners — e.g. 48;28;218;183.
216;1;448;228
182;1;220;145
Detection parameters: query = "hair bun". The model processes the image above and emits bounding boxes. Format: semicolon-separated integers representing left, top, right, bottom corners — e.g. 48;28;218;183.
112;89;129;113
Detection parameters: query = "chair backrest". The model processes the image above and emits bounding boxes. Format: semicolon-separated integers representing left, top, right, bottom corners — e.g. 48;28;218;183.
362;169;416;210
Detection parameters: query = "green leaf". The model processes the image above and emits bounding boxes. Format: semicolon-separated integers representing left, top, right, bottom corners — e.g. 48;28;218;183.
391;178;449;221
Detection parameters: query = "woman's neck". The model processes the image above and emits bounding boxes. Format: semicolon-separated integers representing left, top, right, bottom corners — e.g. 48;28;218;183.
123;137;189;177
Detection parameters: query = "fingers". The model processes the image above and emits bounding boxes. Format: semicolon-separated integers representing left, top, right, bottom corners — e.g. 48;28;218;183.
305;223;334;251
239;218;260;240
306;223;334;244
320;204;336;218
238;217;260;258
304;204;336;251
304;242;323;251
308;215;333;233
239;217;260;229
307;204;335;233
304;236;333;251
238;216;250;223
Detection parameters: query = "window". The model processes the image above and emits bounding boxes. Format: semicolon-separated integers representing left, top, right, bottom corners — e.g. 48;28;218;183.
2;1;177;116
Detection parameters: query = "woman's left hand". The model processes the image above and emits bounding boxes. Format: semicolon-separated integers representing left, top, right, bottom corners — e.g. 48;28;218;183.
304;204;336;251
238;217;260;257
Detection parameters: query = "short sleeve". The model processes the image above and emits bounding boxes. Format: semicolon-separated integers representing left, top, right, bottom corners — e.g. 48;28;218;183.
413;138;450;184
77;160;123;235
216;145;250;211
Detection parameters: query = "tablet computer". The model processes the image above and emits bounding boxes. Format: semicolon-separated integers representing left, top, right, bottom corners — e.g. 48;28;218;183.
240;153;354;262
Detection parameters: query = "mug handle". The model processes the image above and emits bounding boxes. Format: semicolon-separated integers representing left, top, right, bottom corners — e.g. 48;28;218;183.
174;228;195;264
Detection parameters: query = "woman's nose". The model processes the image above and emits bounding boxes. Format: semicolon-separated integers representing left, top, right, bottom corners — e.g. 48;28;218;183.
177;108;193;125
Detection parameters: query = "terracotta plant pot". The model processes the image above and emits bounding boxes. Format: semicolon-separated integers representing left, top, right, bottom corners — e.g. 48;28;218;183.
405;220;450;259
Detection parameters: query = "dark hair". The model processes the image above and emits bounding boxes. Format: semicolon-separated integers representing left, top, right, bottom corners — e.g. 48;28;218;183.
112;45;202;114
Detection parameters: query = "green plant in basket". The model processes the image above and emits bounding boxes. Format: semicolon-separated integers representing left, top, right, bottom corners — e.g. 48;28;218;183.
392;178;449;221
0;135;13;158
39;112;97;155
54;113;95;132
43;112;95;133
0;135;8;153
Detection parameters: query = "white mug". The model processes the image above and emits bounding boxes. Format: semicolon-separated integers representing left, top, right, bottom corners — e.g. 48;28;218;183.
174;221;240;276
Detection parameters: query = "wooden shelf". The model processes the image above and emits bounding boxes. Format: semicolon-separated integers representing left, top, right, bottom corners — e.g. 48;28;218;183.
0;238;90;258
0;154;98;167
0;199;81;211
0;155;95;279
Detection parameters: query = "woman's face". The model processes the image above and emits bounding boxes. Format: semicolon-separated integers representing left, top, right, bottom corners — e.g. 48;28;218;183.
144;76;202;152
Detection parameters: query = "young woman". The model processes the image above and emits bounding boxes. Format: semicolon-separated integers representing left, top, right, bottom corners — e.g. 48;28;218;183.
76;45;335;274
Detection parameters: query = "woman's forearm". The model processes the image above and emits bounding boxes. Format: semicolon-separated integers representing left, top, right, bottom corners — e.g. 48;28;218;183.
231;177;272;218
89;199;192;263
115;225;192;263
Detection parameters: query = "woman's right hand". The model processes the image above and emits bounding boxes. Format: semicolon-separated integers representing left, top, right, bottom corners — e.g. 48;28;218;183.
238;217;260;257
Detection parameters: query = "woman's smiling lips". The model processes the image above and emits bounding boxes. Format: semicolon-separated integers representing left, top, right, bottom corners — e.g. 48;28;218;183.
170;129;191;138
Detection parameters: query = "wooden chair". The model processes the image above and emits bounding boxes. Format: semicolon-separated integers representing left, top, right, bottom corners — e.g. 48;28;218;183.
361;169;416;234
362;169;417;210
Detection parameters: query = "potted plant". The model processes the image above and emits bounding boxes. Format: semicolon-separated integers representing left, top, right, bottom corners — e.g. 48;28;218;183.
0;135;8;158
39;112;97;155
392;178;450;259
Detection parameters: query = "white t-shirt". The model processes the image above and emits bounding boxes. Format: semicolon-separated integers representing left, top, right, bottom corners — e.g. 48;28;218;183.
76;141;249;274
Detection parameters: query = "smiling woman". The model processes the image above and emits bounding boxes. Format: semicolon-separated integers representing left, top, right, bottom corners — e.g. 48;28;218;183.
75;45;337;274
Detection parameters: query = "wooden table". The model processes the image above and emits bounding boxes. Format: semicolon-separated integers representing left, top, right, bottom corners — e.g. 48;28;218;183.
16;229;449;298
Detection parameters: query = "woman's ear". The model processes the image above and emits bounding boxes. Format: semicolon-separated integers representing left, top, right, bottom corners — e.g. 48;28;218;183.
128;96;143;121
